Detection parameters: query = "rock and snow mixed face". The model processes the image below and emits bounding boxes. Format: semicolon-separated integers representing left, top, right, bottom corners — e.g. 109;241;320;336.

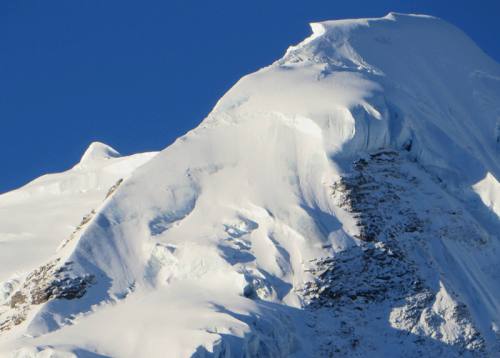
0;13;499;358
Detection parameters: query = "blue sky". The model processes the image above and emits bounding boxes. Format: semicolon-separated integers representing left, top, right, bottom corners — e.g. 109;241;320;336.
1;0;498;193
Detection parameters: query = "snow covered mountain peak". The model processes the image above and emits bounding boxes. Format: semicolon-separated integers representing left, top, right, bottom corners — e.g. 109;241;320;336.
210;12;499;186
286;12;474;65
303;12;437;46
1;13;499;358
78;141;121;167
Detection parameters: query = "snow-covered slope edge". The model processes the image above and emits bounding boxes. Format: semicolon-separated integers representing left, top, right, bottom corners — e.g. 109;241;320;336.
1;13;499;357
0;142;157;330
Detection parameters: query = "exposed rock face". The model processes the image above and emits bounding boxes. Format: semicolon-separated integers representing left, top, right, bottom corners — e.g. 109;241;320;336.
105;178;124;199
1;260;94;332
303;243;431;307
301;150;486;356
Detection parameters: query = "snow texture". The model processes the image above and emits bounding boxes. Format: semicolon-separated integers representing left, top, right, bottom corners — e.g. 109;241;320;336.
1;13;499;358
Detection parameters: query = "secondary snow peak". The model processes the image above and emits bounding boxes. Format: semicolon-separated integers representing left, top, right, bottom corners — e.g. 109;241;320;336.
79;141;121;165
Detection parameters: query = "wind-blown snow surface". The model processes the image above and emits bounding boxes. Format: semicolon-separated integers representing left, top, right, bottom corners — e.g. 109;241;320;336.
1;13;500;357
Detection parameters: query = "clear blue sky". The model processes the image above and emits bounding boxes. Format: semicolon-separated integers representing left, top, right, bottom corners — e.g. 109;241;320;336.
1;0;498;193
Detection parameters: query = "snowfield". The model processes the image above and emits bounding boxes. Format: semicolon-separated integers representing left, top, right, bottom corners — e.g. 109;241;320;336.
1;13;499;357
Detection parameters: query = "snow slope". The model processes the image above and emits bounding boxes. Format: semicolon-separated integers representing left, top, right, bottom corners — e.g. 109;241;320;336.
1;13;499;357
0;142;156;293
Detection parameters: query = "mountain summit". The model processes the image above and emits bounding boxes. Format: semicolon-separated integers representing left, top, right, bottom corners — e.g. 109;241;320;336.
1;14;499;357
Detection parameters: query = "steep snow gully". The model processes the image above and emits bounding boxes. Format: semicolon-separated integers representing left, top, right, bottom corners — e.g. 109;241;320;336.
1;13;500;358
